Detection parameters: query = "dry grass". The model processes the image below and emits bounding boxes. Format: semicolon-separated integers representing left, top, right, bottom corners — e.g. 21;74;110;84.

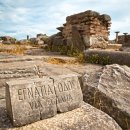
46;57;79;65
107;44;122;50
0;44;27;55
46;52;86;65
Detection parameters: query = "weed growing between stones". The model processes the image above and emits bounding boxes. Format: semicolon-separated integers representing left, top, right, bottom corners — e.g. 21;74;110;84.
87;54;111;65
45;45;86;64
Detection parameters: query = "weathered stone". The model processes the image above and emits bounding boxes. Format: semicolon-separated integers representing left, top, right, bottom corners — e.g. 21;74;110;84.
56;27;64;31
0;80;6;99
71;26;86;51
53;74;83;112
62;10;111;49
6;74;83;127
53;37;63;46
47;33;65;49
118;35;130;45
83;36;108;48
3;103;122;130
90;36;108;48
0;36;16;44
82;64;130;130
50;10;111;50
66;28;84;50
123;42;130;47
100;14;111;21
121;42;130;52
121;47;130;52
6;77;57;127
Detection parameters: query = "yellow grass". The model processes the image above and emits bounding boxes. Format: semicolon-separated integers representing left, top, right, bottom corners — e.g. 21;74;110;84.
0;44;27;55
46;57;80;65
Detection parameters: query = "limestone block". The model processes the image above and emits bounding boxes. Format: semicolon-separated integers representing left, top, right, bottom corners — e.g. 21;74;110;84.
53;74;83;112
6;77;57;126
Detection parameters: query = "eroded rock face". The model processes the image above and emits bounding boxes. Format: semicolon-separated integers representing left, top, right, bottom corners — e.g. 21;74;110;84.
82;64;130;130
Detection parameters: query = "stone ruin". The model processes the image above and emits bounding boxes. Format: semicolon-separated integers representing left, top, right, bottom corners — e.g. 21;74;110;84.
53;10;111;50
0;36;16;44
116;33;130;52
117;34;130;44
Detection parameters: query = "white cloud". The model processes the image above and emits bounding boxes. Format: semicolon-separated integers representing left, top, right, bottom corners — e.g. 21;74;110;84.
0;0;130;40
9;7;31;23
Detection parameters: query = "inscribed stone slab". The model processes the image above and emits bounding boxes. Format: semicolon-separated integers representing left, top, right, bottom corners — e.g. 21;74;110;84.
53;74;83;112
6;77;56;127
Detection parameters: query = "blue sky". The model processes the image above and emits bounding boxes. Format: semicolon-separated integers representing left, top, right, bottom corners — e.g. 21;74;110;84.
0;0;130;40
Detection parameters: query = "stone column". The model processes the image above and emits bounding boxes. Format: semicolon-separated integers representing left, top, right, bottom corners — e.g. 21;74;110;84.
123;33;128;43
115;31;120;43
27;35;29;40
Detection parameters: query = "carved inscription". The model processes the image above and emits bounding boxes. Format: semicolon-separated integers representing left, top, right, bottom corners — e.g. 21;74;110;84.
29;100;43;110
57;93;73;104
28;98;56;110
17;83;55;110
18;84;54;101
56;80;76;103
16;79;80;111
54;75;83;112
17;80;77;107
57;80;79;92
57;81;74;92
6;75;83;126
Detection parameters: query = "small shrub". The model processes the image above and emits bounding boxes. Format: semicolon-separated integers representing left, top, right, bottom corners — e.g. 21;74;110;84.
88;54;100;64
101;56;111;65
88;54;111;65
76;52;86;63
59;46;68;55
46;43;87;63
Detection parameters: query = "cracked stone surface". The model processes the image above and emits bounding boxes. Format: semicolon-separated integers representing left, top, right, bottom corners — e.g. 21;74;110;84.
82;64;130;130
0;100;122;130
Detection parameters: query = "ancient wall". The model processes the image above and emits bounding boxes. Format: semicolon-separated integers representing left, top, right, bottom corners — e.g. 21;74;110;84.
57;10;111;50
118;35;130;52
118;35;130;45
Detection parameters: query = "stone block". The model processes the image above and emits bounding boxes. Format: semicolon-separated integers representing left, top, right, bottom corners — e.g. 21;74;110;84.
53;74;83;112
6;77;57;127
82;64;130;130
6;75;83;127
